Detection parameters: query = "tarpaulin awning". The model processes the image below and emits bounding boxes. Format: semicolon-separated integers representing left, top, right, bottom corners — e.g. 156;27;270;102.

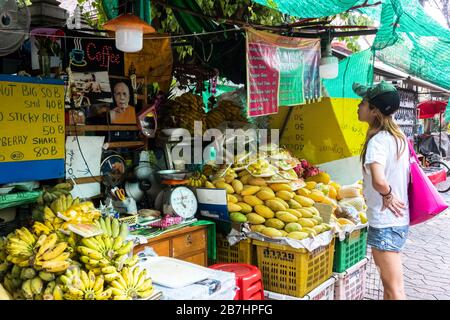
417;100;447;119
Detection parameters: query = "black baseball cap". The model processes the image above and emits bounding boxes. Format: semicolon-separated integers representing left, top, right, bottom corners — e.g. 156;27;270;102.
352;81;400;116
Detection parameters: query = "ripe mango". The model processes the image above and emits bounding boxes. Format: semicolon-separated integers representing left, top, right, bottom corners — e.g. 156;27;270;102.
246;213;266;225
298;218;315;228
279;230;288;237
205;181;215;189
235;194;243;202
328;185;337;200
338;218;355;226
265;199;286;212
241;185;261;196
236;202;252;214
230;212;247;223
227;202;242;212
359;212;368;224
311;215;323;224
215;182;234;194
303;206;320;216
275;190;295;201
232;180;244;194
284;222;303;233
313;225;324;234
287;231;309;240
265;218;285;230
293;195;315;207
306;172;331;184
261;227;283;238
285;209;302;219
308;190;325;202
297;188;311;196
238;170;250;178
250;225;266;233
302;227;317;236
256;189;276;201
321;196;337;206
254;204;275;219
244;195;263;206
275;211;299;223
227;194;238;204
270;183;292;192
287;199;302;209
248;177;267;186
298;209;314;218
275;198;290;210
305;181;317;190
240;175;252;185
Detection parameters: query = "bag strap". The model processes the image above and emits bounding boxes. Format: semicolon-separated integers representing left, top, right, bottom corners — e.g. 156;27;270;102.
407;138;420;163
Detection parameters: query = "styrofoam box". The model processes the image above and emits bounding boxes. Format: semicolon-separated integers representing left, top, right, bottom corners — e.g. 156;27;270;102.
264;276;337;300
333;257;369;300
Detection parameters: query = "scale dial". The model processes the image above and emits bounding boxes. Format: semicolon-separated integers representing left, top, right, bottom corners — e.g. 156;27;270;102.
169;186;197;219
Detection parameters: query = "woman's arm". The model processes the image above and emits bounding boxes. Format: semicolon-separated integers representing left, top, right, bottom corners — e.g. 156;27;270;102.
368;162;405;217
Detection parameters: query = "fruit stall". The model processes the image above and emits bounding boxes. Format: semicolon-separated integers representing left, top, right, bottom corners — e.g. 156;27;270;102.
0;2;376;301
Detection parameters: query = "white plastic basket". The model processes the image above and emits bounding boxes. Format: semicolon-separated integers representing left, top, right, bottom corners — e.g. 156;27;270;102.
334;257;369;300
264;276;336;300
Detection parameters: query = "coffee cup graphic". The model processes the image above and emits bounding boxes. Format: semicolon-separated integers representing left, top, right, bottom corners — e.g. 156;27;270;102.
70;38;87;66
70;49;84;63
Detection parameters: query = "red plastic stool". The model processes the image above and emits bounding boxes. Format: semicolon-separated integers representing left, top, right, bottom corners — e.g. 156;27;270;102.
209;263;264;300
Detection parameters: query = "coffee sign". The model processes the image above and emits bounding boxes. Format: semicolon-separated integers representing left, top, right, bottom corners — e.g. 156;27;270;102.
65;32;124;75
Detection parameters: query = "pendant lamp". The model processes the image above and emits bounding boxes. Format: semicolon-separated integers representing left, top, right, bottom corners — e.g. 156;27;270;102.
319;43;339;79
103;14;156;53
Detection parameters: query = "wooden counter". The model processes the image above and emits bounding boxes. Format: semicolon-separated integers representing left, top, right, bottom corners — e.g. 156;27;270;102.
133;225;208;267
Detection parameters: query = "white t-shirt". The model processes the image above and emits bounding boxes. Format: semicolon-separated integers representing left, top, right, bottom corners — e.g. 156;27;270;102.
363;131;410;228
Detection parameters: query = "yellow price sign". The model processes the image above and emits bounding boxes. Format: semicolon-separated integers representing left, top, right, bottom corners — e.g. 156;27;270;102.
0;76;65;163
270;97;368;164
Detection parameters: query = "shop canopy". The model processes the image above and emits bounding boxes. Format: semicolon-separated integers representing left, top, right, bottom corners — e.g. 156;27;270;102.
417;100;448;119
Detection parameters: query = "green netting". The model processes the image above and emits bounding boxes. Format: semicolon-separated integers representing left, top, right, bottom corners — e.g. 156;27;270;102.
361;0;450;90
252;0;369;18
323;49;374;98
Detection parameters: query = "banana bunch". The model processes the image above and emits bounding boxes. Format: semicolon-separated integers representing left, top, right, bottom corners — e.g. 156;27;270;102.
59;268;112;300
2;265;23;297
37;182;73;205
76;217;136;273
216;100;248;123
187;172;207;188
21;275;44;300
110;266;153;300
206;108;226;129
159;93;208;135
0;237;10;281
5;227;38;267
33;233;71;273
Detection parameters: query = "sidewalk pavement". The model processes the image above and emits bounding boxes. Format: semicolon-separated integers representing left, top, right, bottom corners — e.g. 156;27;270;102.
366;193;450;300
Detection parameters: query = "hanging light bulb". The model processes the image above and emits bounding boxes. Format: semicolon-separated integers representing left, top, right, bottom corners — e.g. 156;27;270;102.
319;43;339;79
103;14;155;53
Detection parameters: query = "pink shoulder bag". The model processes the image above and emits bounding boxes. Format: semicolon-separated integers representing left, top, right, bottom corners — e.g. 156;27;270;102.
407;139;448;225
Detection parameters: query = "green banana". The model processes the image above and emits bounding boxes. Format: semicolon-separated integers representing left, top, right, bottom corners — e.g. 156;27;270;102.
21;279;34;299
39;271;56;282
31;276;44;295
20;267;36;280
105;217;112;237
111;219;120;238
119;223;129;241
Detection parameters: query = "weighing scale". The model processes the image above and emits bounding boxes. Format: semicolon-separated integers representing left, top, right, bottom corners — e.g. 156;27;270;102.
154;171;198;220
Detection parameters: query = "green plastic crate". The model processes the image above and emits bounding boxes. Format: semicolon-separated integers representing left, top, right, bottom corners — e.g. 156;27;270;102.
333;227;368;273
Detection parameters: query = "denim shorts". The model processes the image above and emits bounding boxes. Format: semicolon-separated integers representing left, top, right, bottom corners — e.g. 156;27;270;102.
367;225;409;252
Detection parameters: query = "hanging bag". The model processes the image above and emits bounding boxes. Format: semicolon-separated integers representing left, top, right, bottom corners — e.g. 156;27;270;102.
407;139;448;225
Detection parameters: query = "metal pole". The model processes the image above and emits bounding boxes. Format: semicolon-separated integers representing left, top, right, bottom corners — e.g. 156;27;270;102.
439;112;442;157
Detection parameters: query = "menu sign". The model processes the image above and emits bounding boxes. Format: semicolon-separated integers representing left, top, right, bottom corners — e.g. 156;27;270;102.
0;75;65;183
246;28;321;117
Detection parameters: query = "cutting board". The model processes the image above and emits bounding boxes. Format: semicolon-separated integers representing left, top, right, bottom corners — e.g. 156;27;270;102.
139;257;210;288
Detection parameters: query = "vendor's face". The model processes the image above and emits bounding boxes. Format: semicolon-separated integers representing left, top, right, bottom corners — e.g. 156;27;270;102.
357;98;375;123
114;83;130;109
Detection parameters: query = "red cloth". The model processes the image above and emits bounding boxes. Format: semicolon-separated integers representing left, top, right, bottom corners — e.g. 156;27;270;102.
425;168;446;185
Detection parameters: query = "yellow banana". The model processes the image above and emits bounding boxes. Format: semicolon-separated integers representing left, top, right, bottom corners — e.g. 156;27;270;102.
80;270;90;290
21;279;34;299
116;241;133;255
93;275;104;293
96;288;112;300
112;237;123;251
105;217;112;237
42;260;70;273
137;288;154;299
104;272;120;282
102;235;112;250
31;276;44;295
81;238;102;252
94;235;106;251
37;233;58;257
101;266;117;274
53;284;64;300
45;251;70;262
42;242;67;260
139;278;153;292
77;246;103;260
111;219;120;238
88;271;96;290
